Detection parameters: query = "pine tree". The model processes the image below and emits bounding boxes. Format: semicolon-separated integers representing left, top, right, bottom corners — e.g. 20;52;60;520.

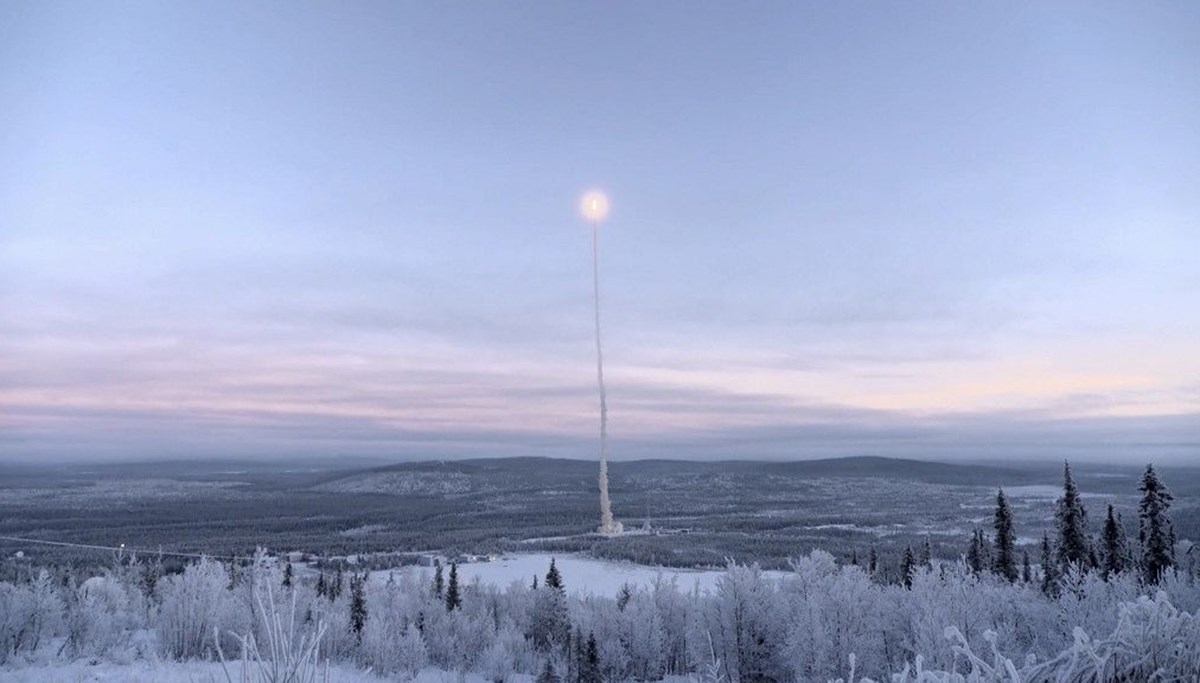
570;626;584;683
966;529;984;575
849;548;858;566
900;545;916;589
1138;464;1175;584
349;574;367;638
616;582;632;611
316;573;327;598
1100;503;1127;579
920;536;933;568
867;546;878;574
545;557;564;591
445;561;461;611
1021;551;1032;583
537;659;561;683
531;574;538;590
1055;462;1091;571
141;561;160;600
580;632;601;683
282;561;294;589
331;567;344;601
433;559;444;597
992;487;1018;581
1040;533;1059;597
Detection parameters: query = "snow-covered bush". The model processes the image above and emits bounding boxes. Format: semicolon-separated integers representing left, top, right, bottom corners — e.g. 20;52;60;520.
5;549;1200;682
0;571;64;664
66;572;148;659
358;576;429;679
217;579;328;683
783;555;887;681
157;557;245;660
687;561;787;683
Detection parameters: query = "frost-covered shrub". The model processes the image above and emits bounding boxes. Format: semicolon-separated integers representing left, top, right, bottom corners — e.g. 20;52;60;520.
783;555;887;682
7;548;1200;681
157;558;245;660
687;562;787;683
217;578;328;683
68;574;140;658
0;571;64;664
1028;591;1200;681
358;577;429;679
836;591;1200;683
478;621;530;683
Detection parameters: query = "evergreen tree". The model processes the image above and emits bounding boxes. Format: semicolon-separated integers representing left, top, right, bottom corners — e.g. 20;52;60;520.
570;626;584;683
1055;462;1091;571
1100;503;1128;579
349;573;367;639
580;632;601;683
616;582;632;611
141;561;160;600
331;567;344;601
545;557;564;591
966;529;985;575
867;546;878;574
992;487;1018;581
282;561;293;589
1021;551;1032;583
1138;464;1176;584
537;659;561;683
531;574;538;591
920;536;933;568
900;545;916;589
433;559;444;597
316;573;327;598
849;548;858;566
445;561;461;611
1040;533;1059;597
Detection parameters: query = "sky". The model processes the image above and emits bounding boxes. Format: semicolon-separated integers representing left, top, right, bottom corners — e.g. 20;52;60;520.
2;2;1199;464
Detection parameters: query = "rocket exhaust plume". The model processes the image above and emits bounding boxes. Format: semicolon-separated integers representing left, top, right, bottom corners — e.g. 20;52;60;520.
581;190;622;536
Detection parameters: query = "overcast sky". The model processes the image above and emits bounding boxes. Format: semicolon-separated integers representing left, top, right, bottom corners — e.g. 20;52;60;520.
2;2;1199;463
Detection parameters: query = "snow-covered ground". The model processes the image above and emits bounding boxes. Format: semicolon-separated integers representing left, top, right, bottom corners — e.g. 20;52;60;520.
0;660;390;683
1003;484;1112;499
372;552;788;597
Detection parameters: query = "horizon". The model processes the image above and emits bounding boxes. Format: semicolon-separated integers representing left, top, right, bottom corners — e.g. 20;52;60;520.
3;3;1199;464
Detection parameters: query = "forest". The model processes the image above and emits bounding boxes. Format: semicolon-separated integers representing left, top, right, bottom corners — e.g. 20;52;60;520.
2;463;1197;681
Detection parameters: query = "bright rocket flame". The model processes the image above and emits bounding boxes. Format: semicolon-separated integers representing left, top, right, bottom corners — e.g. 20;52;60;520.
580;190;610;222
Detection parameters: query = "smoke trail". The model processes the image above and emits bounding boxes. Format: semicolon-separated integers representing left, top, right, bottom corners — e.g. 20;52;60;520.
592;219;619;534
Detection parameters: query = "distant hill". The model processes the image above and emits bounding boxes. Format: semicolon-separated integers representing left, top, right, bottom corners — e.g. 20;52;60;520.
309;454;1036;496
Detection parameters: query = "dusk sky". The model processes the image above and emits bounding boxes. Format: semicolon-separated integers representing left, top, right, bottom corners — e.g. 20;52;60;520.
2;2;1199;463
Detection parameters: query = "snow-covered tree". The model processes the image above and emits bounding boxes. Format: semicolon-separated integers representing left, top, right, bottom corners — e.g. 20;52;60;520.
349;573;367;639
1100;503;1129;580
536;658;560;683
1040;533;1059;597
992;487;1018;582
900;545;916;589
1138;464;1175;584
1056;461;1091;571
445;562;461;612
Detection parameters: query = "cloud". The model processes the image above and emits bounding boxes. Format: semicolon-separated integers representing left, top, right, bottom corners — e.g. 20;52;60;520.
4;363;1198;463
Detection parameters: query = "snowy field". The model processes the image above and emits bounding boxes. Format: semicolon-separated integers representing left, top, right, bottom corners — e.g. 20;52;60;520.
373;552;788;597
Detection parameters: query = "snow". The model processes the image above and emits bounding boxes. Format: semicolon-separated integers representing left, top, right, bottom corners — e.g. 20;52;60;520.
0;660;389;683
372;552;788;597
1004;485;1111;499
